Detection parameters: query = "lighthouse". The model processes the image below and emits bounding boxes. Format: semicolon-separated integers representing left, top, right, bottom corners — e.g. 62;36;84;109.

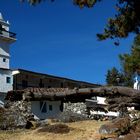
0;13;16;106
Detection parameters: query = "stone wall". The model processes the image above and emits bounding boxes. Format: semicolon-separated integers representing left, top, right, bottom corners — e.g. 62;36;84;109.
3;101;32;129
63;102;87;115
55;102;89;122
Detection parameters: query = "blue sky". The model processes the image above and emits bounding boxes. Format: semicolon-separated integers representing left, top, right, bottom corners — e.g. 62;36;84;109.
0;0;134;84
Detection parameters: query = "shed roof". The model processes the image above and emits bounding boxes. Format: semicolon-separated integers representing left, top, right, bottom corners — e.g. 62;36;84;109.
6;87;98;102
6;86;137;103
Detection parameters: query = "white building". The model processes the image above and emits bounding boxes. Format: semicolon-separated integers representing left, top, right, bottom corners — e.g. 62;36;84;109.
6;87;65;120
31;100;62;120
0;13;16;106
133;72;140;90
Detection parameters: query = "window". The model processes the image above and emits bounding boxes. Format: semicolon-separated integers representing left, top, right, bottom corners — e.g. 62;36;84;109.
39;79;44;88
49;105;52;111
25;75;28;79
22;80;28;88
6;77;11;84
40;101;47;113
61;82;63;88
3;58;6;62
60;103;63;112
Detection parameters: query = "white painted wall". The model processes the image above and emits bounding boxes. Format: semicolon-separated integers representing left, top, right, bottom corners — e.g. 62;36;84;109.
0;69;13;93
0;56;9;69
0;42;10;57
31;100;62;120
97;97;106;105
0;42;10;69
91;96;120;117
90;110;119;117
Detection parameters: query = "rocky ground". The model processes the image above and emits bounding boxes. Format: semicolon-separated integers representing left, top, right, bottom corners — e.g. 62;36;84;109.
1;101;102;130
2;100;140;140
99;117;140;140
0;120;107;140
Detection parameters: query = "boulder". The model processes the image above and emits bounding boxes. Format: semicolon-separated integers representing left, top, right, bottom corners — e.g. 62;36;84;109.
99;117;130;139
0;101;33;130
118;133;140;140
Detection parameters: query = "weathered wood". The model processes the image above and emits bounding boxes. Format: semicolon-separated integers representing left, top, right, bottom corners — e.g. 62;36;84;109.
6;86;140;99
90;86;140;97
6;86;140;111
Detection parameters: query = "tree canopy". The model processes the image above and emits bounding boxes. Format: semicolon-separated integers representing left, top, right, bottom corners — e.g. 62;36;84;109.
20;0;140;43
106;67;124;86
119;35;140;86
106;35;140;87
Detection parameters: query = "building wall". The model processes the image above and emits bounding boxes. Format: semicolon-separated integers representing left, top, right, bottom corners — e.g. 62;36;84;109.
0;42;10;57
0;69;13;93
0;56;9;69
0;42;10;69
13;71;98;90
31;100;62;120
14;74;64;90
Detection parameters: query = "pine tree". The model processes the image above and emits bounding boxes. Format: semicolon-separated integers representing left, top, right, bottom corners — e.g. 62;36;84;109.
106;67;124;86
119;35;140;86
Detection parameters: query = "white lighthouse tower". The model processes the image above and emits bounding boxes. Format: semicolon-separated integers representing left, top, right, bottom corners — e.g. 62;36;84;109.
0;13;16;106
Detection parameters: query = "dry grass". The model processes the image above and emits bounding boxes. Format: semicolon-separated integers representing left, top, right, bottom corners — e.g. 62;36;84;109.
0;120;107;140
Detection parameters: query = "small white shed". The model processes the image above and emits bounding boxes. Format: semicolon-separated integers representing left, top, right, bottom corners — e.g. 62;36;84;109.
31;100;63;120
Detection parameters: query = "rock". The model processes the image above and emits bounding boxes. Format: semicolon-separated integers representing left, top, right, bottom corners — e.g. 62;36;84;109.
130;119;140;133
25;120;37;129
99;125;118;135
105;138;117;140
56;110;88;122
118;133;140;140
37;123;71;134
100;116;140;140
0;101;33;130
99;117;130;139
